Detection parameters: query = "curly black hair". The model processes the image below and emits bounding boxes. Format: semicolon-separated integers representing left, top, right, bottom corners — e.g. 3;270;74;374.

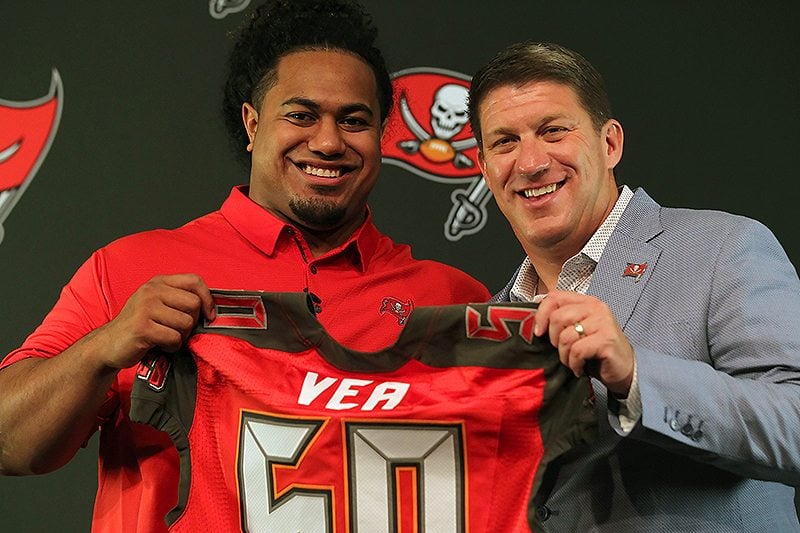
222;0;393;164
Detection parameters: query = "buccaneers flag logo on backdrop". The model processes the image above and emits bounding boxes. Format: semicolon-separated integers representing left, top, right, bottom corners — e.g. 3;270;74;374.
382;68;492;242
0;69;63;244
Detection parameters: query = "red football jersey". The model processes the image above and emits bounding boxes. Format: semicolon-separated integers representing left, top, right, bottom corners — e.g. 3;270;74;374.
131;291;596;532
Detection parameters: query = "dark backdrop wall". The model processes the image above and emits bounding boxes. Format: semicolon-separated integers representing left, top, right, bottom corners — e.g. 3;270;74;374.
1;2;798;530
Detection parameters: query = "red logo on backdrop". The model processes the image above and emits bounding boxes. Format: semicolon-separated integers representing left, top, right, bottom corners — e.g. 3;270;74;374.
382;68;492;242
0;69;63;244
208;0;251;19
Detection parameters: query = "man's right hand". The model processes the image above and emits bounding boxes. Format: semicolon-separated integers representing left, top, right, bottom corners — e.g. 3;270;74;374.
0;273;217;475
95;274;216;370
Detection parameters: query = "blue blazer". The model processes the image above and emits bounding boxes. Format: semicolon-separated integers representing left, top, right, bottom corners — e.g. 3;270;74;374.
493;188;800;532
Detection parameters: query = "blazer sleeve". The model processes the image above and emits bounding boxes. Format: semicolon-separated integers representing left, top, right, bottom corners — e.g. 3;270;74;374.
630;217;800;486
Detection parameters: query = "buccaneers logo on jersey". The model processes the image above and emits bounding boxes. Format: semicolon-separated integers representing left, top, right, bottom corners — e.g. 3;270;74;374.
0;69;63;244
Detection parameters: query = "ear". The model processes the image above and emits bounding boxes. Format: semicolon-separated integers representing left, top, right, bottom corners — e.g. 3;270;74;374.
242;102;259;153
602;119;624;169
476;148;493;193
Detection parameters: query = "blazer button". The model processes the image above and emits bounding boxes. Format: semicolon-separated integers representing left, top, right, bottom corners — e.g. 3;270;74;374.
536;505;552;521
669;418;679;431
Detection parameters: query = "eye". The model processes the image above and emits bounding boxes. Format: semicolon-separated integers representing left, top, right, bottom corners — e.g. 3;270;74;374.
488;136;517;152
541;126;569;140
339;116;371;132
286;111;316;125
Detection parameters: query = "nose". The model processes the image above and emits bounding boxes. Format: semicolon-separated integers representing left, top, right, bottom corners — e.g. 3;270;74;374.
516;138;550;177
308;117;346;156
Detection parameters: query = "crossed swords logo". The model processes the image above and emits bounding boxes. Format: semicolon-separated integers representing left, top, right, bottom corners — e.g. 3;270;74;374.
382;68;492;242
208;0;250;19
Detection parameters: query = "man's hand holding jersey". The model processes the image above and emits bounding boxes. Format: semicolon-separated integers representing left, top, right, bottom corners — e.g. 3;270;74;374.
533;290;635;397
97;273;216;370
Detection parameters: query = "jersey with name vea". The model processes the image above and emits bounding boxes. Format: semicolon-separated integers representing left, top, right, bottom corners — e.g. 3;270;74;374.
130;290;596;533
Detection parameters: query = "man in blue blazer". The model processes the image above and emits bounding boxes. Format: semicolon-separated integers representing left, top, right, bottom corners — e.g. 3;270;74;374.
469;41;800;532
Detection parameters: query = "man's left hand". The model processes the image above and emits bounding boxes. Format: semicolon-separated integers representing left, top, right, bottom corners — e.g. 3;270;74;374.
533;290;635;396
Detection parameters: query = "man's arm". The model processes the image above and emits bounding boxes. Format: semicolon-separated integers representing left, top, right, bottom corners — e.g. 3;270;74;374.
630;218;800;485
533;218;800;485
0;274;215;475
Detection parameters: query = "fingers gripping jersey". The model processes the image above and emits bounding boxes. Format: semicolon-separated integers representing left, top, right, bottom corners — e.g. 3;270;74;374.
130;291;596;532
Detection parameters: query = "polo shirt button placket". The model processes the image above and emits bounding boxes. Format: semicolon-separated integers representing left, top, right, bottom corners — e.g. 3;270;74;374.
307;264;319;311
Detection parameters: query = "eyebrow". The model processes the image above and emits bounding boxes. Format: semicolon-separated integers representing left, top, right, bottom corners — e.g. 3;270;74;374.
539;113;573;125
485;113;573;137
281;97;375;119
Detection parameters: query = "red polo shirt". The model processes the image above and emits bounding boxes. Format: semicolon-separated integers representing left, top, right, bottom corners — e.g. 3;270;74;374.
2;185;489;533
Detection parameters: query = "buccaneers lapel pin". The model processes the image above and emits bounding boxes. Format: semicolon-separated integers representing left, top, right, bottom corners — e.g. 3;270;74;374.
623;262;647;282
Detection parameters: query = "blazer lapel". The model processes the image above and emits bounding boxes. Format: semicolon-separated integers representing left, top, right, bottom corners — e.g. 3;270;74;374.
587;188;663;330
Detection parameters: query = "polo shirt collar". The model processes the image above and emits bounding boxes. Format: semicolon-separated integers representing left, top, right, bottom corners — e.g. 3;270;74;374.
220;185;376;272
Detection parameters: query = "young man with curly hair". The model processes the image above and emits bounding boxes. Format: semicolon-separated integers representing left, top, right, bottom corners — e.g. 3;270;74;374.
0;2;489;531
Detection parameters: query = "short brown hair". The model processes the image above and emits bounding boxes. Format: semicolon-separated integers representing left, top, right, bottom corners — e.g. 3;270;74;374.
468;41;612;145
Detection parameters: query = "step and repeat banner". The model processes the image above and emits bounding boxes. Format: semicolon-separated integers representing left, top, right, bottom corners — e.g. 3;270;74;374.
2;2;798;530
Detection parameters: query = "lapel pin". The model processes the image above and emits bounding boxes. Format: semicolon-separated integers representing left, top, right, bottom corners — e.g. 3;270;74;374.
623;262;647;282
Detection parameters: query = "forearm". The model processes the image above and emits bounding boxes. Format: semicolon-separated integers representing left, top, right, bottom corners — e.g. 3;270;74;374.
632;346;800;486
0;329;119;475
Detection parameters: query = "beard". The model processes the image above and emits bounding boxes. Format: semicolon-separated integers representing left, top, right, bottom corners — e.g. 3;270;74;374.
289;196;347;229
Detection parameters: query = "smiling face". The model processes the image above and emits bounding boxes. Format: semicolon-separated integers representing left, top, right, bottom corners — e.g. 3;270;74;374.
476;80;623;262
242;49;382;244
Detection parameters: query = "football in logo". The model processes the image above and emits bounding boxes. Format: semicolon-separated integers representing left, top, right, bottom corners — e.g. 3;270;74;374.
0;69;63;244
382;68;491;242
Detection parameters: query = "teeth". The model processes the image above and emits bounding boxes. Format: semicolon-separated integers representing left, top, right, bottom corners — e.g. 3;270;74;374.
303;165;342;178
523;183;558;198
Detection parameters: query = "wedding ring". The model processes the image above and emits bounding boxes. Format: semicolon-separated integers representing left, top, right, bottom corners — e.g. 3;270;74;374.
574;322;586;337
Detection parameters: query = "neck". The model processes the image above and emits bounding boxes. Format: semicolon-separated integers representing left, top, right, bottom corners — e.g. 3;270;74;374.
530;256;564;295
296;213;366;257
527;182;621;290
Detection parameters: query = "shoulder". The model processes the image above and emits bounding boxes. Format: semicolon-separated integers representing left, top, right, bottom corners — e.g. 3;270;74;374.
628;188;780;248
367;233;490;302
413;257;491;303
638;201;795;284
658;204;781;251
97;210;229;258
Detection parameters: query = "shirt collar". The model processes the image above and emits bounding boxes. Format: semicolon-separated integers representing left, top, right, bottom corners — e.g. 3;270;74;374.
581;184;634;263
220;185;377;272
